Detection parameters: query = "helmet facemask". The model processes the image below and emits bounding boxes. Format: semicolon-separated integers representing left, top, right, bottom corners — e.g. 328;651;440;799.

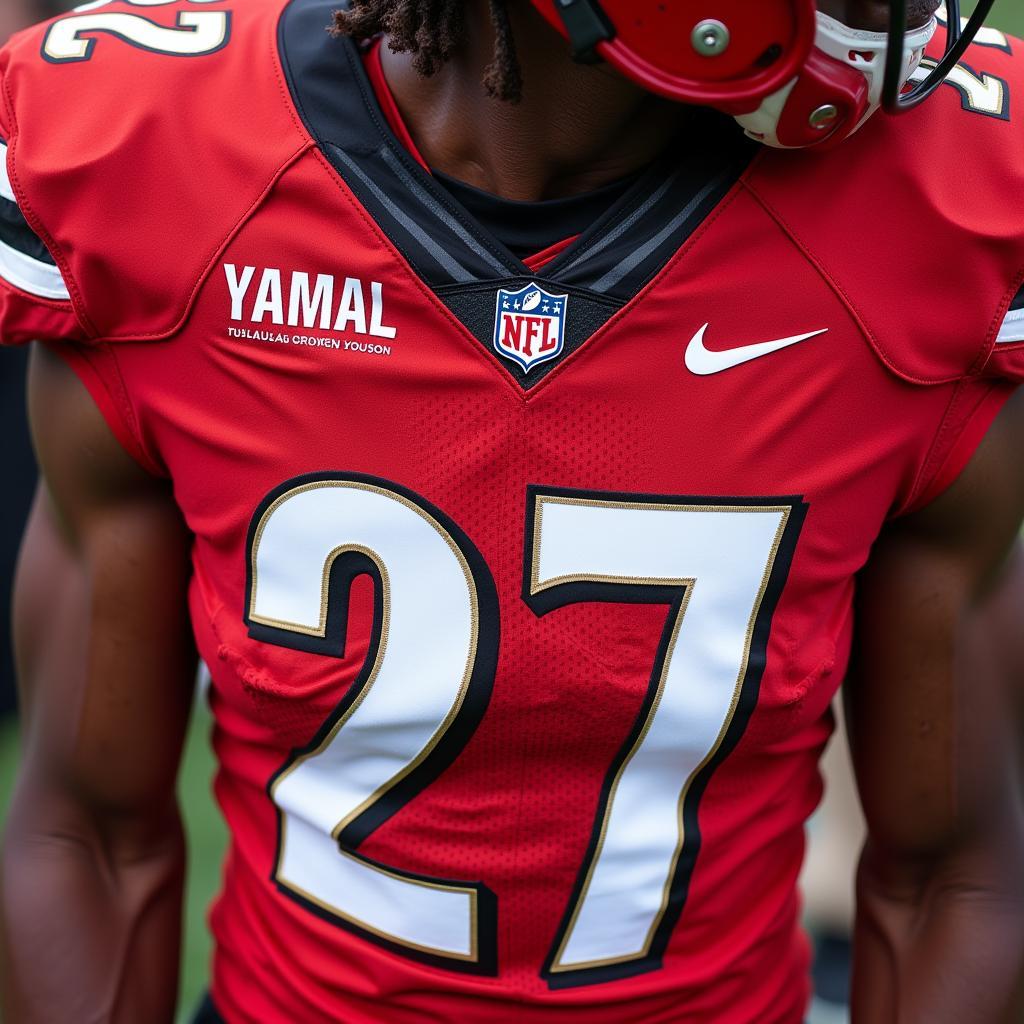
532;0;1001;149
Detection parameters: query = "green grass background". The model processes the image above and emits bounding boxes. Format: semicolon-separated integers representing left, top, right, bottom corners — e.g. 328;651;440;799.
1;1;1024;1018
967;1;1024;34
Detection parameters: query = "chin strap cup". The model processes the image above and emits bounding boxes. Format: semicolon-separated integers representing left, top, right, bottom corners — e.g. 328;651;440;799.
774;48;870;148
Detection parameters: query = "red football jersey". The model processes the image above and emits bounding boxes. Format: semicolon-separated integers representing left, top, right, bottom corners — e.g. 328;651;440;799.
2;3;1024;1021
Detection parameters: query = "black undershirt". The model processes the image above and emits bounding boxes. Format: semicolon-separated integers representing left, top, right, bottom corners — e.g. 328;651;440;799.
431;170;638;260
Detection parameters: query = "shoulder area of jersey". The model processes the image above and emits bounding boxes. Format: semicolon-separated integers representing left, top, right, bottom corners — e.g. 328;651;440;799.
737;17;1024;384
0;0;300;143
0;0;307;343
0;0;292;75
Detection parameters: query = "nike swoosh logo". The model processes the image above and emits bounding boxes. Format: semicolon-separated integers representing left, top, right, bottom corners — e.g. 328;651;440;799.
685;324;828;376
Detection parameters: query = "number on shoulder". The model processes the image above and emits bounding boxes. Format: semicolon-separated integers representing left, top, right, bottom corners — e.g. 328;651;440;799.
911;56;1011;121
43;0;229;63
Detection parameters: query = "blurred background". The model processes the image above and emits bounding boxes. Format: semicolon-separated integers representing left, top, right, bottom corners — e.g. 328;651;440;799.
0;2;1021;1021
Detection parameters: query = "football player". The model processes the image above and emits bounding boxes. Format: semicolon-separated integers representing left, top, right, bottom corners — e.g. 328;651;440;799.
1;1;1023;1022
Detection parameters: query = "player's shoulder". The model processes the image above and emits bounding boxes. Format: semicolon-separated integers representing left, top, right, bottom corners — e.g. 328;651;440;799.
0;0;313;340
747;28;1024;386
0;0;291;111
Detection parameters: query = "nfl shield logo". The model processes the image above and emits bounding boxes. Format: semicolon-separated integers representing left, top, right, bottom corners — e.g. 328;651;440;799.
493;283;569;373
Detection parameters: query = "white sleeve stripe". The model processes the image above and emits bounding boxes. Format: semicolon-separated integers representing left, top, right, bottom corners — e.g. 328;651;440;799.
0;235;71;301
0;142;15;204
0;141;71;301
996;307;1024;345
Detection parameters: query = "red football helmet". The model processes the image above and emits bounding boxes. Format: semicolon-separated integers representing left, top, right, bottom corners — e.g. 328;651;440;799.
530;1;1000;147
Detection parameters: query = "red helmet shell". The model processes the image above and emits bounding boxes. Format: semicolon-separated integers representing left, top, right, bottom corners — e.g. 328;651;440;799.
531;0;818;114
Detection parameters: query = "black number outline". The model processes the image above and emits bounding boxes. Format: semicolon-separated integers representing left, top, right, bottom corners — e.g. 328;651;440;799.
918;56;1011;121
522;485;807;989
41;9;232;64
246;471;500;976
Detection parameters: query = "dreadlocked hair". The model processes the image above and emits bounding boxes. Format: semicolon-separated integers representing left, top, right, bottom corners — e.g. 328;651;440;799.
332;0;524;102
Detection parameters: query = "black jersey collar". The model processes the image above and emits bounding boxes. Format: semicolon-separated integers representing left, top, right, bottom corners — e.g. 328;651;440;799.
277;0;757;387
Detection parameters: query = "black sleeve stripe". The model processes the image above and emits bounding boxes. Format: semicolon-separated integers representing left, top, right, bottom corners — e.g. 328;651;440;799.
1010;284;1024;313
0;196;57;266
0;137;71;300
0;136;56;266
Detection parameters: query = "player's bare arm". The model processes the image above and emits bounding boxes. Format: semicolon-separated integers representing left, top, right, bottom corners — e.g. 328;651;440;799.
0;346;195;1023
984;541;1024;743
847;389;1024;1023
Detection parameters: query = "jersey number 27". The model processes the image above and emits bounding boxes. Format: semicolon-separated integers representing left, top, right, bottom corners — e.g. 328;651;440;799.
245;472;805;987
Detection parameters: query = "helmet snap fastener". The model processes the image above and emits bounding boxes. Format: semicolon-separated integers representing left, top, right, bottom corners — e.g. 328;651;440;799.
808;104;840;130
691;20;731;57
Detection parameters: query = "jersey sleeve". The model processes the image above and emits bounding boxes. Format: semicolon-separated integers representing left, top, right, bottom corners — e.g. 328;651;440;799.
0;0;305;471
0;2;308;344
0;130;158;469
984;283;1024;383
900;285;1024;513
0;132;86;346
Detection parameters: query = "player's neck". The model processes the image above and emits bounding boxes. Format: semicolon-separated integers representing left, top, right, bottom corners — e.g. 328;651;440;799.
378;4;690;203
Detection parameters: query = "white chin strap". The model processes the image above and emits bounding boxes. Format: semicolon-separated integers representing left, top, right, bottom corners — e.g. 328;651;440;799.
735;12;937;149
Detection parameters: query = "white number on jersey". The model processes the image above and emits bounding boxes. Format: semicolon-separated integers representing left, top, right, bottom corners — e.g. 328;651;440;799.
935;4;1011;52
248;476;499;971
246;473;805;984
43;1;229;63
912;57;1010;120
525;490;794;983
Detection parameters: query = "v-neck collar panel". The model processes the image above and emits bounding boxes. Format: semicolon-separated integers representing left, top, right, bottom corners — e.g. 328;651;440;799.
278;0;756;302
277;0;759;392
